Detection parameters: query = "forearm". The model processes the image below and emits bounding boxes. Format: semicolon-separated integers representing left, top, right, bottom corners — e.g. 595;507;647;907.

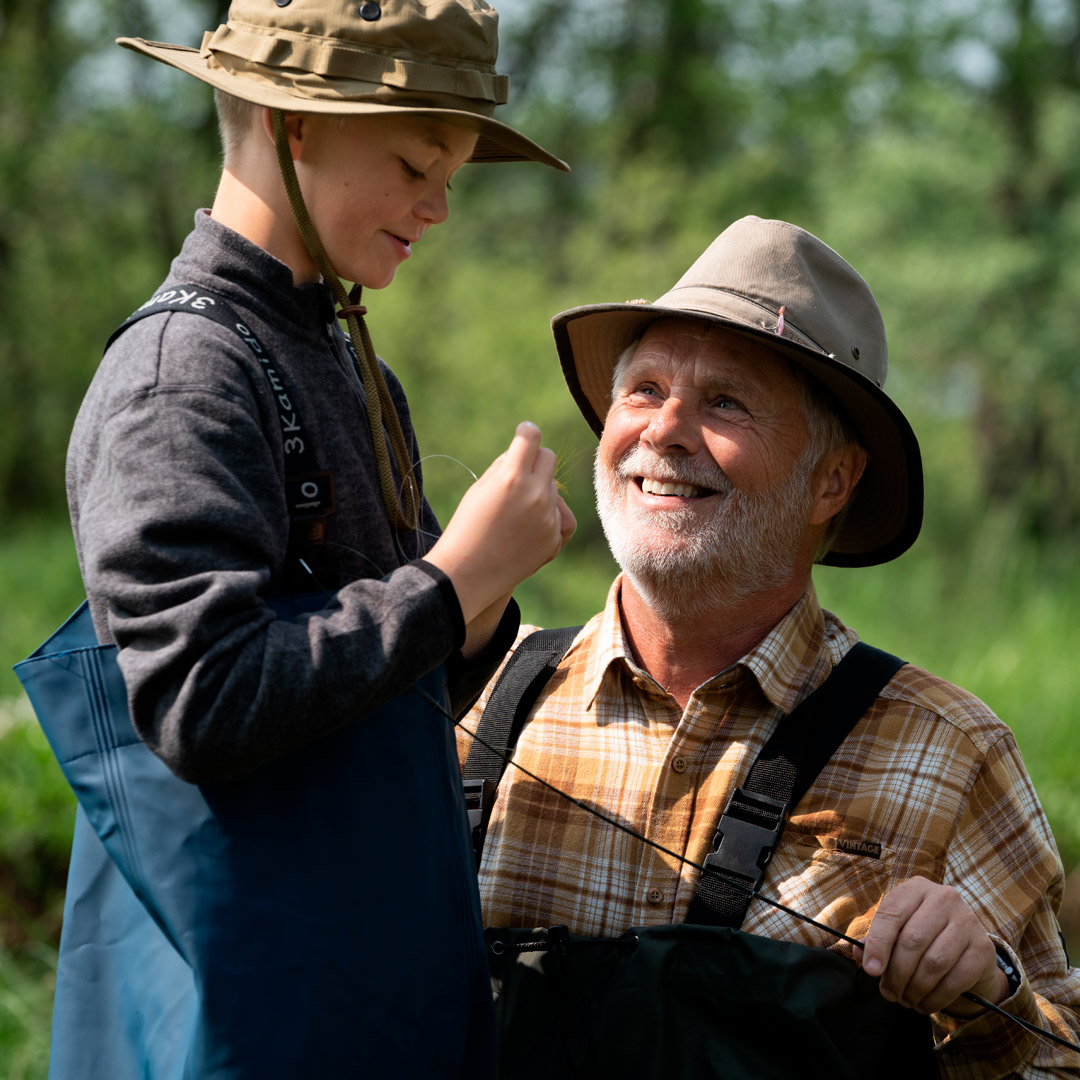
444;596;520;720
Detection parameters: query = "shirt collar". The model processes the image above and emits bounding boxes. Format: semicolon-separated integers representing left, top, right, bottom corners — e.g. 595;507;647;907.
582;575;856;715
739;584;846;714
173;211;338;333
580;576;638;710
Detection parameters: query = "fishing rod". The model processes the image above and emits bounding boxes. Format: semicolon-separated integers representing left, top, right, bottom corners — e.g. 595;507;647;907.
412;684;1080;1058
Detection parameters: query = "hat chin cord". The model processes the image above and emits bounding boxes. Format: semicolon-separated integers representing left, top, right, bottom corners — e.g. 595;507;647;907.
271;109;420;533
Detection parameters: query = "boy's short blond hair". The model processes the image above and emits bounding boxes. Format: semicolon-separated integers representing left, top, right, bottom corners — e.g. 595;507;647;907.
214;88;259;160
214;89;356;160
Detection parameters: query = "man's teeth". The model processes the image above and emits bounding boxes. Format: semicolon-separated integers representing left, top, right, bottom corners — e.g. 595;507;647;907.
641;477;703;497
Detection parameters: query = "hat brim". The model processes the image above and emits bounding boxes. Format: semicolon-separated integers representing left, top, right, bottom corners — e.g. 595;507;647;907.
117;37;569;172
552;303;923;568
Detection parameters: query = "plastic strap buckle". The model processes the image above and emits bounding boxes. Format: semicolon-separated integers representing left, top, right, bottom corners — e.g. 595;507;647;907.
701;787;789;892
462;778;497;868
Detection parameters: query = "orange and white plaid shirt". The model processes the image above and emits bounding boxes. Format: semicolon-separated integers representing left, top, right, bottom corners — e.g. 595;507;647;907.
458;577;1080;1078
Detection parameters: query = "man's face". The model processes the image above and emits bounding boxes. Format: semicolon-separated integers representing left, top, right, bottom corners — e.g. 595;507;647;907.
294;112;478;289
594;319;821;607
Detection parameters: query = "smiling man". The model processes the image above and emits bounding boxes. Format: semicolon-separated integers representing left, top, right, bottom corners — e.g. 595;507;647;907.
460;217;1080;1077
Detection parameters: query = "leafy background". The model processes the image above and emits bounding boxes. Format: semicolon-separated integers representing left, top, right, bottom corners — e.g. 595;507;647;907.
2;0;1079;1072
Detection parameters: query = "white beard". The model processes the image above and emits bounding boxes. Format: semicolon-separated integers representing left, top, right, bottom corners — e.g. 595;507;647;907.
594;444;817;620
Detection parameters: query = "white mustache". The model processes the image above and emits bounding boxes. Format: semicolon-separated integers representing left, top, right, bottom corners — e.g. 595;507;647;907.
614;447;733;496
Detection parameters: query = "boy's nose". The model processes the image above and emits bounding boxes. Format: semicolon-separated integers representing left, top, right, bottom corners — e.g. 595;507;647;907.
417;185;450;226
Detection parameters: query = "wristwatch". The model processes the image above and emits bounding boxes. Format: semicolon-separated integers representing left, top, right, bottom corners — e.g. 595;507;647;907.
996;947;1022;997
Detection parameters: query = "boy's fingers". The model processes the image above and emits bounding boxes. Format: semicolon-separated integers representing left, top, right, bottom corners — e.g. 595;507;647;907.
534;445;557;480
557;498;577;544
502;422;542;470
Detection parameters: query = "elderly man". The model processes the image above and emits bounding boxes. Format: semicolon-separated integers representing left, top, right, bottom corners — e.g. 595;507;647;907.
459;217;1080;1077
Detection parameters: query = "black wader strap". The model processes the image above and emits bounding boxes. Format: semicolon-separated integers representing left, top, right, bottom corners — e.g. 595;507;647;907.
686;642;905;929
463;625;582;867
107;286;336;558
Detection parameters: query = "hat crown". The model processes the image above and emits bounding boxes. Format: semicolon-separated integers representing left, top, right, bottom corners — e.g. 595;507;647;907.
660;215;888;387
206;0;507;106
222;0;501;78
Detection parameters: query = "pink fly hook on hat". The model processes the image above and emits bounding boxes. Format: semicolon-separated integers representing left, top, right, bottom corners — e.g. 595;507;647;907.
117;0;568;172
551;215;923;567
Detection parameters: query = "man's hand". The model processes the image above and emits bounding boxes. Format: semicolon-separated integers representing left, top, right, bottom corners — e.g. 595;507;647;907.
855;876;1009;1016
425;422;576;626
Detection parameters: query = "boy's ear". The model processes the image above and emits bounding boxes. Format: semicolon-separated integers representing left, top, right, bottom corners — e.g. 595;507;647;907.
260;108;304;160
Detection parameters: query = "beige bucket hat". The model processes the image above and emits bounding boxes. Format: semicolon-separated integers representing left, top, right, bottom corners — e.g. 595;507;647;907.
552;216;923;567
118;0;568;171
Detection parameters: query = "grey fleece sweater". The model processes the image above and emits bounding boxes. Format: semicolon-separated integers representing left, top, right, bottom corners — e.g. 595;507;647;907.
67;211;516;783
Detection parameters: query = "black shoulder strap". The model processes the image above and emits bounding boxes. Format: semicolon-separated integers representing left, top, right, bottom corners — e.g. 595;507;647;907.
687;642;905;928
462;625;582;866
107;285;335;544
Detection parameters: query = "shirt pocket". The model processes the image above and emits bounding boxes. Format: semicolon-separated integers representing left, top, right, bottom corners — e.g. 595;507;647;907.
759;832;899;949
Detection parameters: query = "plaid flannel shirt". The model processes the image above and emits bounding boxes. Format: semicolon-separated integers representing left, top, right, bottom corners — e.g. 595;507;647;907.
458;577;1080;1078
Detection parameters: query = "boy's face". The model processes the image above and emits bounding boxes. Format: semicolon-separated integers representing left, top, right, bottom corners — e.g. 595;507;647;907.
293;112;478;289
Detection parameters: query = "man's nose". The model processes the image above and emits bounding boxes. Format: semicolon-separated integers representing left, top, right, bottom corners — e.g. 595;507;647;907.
640;396;701;455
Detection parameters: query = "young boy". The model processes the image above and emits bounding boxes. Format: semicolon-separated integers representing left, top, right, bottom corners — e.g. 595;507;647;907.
57;1;573;1076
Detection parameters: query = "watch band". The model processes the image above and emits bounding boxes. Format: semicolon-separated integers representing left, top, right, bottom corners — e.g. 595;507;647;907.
996;947;1022;997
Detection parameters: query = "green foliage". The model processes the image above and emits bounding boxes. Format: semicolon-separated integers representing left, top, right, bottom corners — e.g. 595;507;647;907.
0;939;54;1080
0;697;72;1080
0;697;74;945
0;520;84;700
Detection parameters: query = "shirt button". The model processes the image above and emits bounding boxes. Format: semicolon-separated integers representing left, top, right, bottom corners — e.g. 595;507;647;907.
646;887;663;905
671;756;687;774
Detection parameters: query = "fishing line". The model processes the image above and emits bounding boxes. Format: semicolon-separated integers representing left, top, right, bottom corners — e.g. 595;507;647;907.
414;453;479;483
408;454;482;553
413;684;1080;1056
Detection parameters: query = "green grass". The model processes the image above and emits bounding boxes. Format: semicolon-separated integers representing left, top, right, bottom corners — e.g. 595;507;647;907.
0;939;54;1080
0;694;67;1080
1;519;84;701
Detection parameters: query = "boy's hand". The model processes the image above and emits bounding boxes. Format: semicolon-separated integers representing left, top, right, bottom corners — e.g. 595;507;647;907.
425;422;576;625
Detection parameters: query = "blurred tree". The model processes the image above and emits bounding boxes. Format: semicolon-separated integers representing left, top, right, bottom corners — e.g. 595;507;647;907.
0;0;82;514
0;0;226;519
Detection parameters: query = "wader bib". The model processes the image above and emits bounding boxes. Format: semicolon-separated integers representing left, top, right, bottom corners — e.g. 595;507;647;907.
465;630;937;1079
15;291;494;1079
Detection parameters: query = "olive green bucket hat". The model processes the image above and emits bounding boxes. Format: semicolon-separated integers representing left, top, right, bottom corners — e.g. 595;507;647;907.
118;0;568;171
552;216;923;567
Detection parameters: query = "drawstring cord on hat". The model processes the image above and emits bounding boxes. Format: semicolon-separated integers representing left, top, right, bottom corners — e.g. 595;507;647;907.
271;109;420;532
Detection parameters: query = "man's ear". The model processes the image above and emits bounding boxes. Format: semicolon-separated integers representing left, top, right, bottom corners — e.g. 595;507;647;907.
260;108;304;160
808;443;868;527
